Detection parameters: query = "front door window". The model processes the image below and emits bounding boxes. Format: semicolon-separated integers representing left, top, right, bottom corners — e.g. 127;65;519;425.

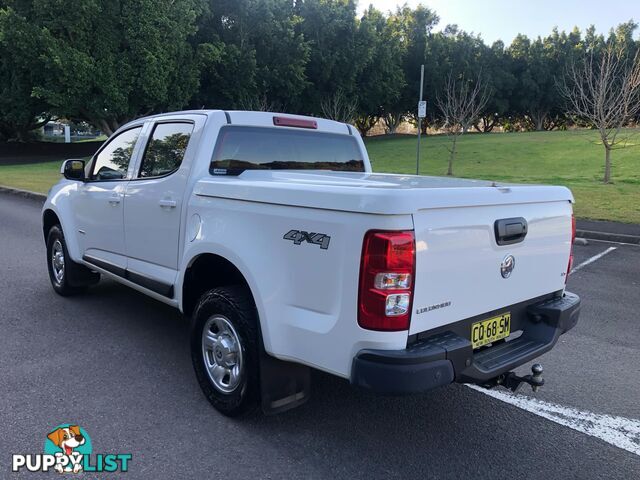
90;127;142;181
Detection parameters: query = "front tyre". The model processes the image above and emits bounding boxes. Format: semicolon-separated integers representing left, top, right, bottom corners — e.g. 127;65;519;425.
46;225;89;296
190;286;260;417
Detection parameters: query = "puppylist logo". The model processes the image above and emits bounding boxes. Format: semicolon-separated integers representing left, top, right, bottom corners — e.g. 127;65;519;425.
12;424;132;474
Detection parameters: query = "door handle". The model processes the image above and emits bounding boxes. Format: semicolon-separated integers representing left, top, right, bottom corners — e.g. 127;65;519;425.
494;217;528;245
159;199;177;209
108;194;121;205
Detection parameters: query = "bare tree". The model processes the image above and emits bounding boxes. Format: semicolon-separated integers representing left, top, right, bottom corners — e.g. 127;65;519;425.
558;45;640;183
381;112;404;135
320;89;358;123
436;72;491;175
354;114;379;137
238;94;280;113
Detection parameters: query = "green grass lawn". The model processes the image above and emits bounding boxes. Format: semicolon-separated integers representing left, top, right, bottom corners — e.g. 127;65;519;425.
365;129;640;224
0;129;638;223
0;160;69;194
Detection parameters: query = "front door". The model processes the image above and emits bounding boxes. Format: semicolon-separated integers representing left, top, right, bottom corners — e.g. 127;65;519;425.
75;126;143;273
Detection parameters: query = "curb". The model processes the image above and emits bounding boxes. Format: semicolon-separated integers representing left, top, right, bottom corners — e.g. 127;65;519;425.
0;185;47;203
576;229;640;245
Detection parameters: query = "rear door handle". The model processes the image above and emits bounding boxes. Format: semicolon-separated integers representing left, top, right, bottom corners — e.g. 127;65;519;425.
159;199;177;209
494;217;528;245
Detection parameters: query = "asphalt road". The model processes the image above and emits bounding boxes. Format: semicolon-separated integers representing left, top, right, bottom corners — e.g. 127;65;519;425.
1;192;638;479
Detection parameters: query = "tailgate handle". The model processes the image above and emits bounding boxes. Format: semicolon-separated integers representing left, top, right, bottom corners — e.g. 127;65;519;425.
494;217;528;245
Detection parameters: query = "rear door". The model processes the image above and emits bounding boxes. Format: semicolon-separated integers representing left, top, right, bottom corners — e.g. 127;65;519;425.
409;200;573;335
122;115;202;296
75;126;144;272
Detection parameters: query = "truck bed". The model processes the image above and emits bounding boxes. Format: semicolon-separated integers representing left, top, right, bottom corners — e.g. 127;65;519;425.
194;170;573;215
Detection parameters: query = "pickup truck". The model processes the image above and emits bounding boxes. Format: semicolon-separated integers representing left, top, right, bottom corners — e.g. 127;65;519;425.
42;110;581;416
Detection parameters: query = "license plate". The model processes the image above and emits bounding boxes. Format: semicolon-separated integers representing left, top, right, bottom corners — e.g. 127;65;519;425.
471;313;511;349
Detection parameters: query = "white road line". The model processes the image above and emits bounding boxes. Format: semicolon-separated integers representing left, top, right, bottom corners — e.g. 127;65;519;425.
467;384;640;456
587;238;640;247
571;246;617;274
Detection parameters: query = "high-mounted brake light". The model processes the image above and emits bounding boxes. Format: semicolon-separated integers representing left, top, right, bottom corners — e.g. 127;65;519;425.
358;230;416;331
566;214;576;283
273;116;318;129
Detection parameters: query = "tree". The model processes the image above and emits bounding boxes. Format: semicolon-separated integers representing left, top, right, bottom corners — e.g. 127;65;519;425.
394;5;439;133
21;0;204;135
250;0;309;110
195;0;309;111
436;72;491;175
193;5;258;110
504;28;582;132
0;7;50;141
526;37;557;130
320;88;357;122
295;0;363;115
475;40;515;133
533;27;582;130
353;6;405;136
558;43;640;183
506;34;557;131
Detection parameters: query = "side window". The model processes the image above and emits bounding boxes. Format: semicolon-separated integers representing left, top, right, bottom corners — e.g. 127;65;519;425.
138;122;194;178
90;127;142;181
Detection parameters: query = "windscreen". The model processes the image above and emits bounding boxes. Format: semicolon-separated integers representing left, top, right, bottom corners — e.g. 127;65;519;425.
210;126;365;175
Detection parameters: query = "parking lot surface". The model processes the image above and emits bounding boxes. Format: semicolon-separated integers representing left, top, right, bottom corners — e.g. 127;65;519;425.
1;193;638;479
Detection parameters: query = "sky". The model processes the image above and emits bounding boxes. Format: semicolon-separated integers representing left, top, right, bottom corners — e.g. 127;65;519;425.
357;0;639;45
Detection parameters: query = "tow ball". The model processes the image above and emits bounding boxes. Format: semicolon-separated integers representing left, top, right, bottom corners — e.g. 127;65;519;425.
496;364;545;393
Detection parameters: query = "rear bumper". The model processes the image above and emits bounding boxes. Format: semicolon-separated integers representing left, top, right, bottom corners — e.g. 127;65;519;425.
350;291;581;394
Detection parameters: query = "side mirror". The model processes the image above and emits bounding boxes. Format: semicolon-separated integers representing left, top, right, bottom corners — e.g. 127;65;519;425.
61;159;86;181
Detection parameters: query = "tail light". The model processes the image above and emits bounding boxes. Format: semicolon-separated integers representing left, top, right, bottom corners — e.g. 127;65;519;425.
358;230;416;331
566;214;576;282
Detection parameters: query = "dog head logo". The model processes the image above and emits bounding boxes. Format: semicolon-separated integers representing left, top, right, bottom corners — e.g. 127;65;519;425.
47;426;85;456
44;424;92;474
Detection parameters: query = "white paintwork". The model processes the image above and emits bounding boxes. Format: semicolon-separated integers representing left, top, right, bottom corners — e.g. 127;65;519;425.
42;109;574;379
123;113;207;283
467;385;640;457
74;181;129;271
410;201;573;334
193;171;572;215
177;196;414;376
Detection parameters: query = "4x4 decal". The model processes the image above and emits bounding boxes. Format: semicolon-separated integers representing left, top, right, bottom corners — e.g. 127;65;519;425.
283;230;331;250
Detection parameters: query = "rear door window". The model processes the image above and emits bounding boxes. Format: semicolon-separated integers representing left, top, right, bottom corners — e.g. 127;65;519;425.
210;126;365;175
138;122;194;178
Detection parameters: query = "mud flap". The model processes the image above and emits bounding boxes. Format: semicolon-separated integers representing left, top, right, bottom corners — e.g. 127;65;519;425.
260;347;310;415
67;262;100;288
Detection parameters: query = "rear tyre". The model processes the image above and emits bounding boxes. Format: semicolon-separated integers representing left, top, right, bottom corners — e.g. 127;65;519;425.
190;286;260;417
46;225;99;296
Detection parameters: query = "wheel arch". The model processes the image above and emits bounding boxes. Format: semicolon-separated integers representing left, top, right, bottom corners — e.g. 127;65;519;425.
42;202;84;264
42;208;61;242
181;253;257;320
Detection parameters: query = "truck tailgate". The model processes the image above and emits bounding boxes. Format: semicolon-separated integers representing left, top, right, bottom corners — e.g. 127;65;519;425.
410;200;573;335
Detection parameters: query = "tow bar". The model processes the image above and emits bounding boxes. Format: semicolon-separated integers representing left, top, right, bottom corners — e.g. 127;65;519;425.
493;364;545;393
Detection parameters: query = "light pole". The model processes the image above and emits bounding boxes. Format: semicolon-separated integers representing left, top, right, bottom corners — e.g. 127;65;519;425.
416;64;425;175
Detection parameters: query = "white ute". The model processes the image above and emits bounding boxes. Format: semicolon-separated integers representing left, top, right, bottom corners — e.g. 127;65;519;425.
42;110;581;416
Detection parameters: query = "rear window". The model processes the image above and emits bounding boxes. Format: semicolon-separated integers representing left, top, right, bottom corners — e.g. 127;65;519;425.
210;126;365;175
